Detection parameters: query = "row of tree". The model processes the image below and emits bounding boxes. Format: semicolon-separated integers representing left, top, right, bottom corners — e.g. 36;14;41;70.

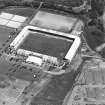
0;0;84;14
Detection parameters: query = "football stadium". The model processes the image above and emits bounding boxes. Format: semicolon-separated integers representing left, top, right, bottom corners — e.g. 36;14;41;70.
10;26;81;67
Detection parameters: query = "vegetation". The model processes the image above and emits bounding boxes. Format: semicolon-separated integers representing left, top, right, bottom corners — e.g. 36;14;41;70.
0;0;83;13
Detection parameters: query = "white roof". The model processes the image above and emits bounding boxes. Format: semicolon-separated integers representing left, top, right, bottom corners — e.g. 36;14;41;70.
26;56;42;66
11;15;27;22
0;12;27;28
6;21;22;28
0;12;13;19
0;18;8;25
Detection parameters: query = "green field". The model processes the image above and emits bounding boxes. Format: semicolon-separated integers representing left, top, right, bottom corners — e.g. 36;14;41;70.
3;7;36;17
0;26;14;49
20;32;73;58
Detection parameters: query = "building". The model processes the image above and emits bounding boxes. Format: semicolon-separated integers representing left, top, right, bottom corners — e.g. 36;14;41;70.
9;26;81;75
